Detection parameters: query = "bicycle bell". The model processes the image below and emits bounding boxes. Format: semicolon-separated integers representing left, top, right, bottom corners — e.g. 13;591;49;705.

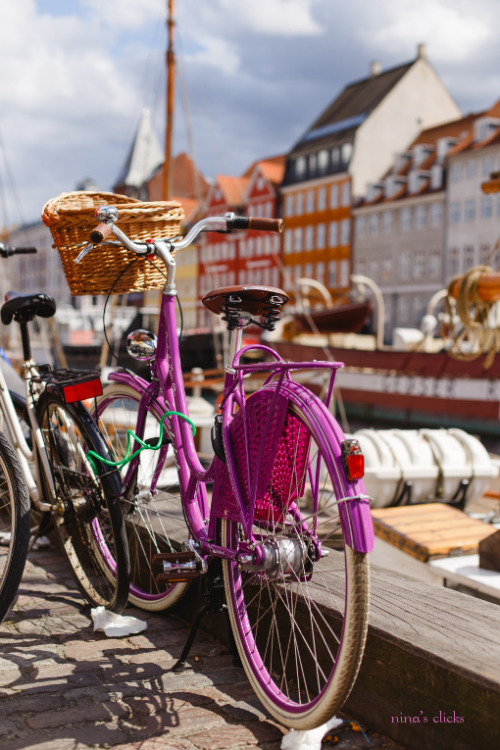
126;330;158;361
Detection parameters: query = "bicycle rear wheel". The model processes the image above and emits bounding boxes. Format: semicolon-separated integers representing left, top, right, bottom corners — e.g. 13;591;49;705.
37;391;130;612
95;383;191;611
222;385;370;730
0;431;30;623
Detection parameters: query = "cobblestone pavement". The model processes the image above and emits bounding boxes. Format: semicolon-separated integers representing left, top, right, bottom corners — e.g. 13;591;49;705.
0;547;404;750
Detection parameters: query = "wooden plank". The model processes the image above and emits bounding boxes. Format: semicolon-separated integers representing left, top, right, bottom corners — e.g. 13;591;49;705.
371;503;495;561
180;556;500;750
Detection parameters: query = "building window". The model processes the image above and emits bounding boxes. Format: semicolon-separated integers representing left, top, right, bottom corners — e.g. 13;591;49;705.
317;261;325;283
331;148;340;169
328;261;337;287
429;249;441;278
448;247;459;277
341;143;353;166
294;228;303;252
306;190;315;213
339;259;350;287
340;219;350;245
429;203;442;226
329;221;339;246
483;155;495;177
449;202;461;223
330;184;339;208
415;205;427;228
466;160;477;179
481;195;493;218
284;194;294;216
294;264;302;281
463;244;475;270
480;243;491;264
450;163;462;182
399;251;410;280
305;225;314;251
464;199;476;222
317;223;326;249
400;207;412;231
382;211;393;234
368;214;378;236
355;216;365;239
295;157;306;177
305;262;313;278
309;153;317;175
415;250;426;279
317;187;326;211
296;192;303;214
318;150;329;172
341;181;351;206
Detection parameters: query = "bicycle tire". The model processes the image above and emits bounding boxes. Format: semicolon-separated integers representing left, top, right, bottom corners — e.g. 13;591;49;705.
221;384;370;730
0;431;30;623
37;390;130;612
94;382;191;611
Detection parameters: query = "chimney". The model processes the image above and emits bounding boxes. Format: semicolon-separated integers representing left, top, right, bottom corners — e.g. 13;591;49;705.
370;61;381;77
417;43;427;60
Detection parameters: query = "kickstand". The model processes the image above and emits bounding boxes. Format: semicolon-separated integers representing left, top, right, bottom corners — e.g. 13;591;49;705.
172;559;241;672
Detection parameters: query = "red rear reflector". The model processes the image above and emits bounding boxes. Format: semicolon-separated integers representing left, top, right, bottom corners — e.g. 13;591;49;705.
341;439;364;481
345;453;364;480
63;378;102;403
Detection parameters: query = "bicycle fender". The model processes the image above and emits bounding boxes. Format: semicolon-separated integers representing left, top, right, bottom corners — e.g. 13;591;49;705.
108;370;149;390
338;495;374;553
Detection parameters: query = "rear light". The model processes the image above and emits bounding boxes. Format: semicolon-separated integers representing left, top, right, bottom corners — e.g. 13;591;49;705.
341;438;364;481
62;378;102;403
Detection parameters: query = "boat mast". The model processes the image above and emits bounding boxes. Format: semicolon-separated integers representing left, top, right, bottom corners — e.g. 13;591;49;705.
163;0;175;200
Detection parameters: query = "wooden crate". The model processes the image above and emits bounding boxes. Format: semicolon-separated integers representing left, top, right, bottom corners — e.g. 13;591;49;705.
371;502;496;561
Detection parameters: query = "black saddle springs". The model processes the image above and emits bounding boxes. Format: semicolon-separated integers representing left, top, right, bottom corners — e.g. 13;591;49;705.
221;292;286;331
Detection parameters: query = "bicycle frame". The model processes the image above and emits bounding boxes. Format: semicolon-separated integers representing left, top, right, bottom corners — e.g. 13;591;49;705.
0;364;54;511
107;282;374;559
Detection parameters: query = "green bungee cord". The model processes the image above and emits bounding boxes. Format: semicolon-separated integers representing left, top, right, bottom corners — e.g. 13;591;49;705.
87;410;196;474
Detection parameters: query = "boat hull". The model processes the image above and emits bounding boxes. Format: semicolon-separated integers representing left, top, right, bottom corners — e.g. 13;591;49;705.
273;340;500;434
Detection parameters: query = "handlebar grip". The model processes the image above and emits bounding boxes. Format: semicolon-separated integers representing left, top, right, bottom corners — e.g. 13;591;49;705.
90;223;113;244
0;245;37;257
229;215;283;232
248;217;283;233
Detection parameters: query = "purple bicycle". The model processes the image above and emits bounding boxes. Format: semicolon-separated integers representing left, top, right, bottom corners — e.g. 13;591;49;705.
86;207;374;730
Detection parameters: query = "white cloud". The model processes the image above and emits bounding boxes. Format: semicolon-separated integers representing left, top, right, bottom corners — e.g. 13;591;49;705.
361;0;494;63
216;0;323;36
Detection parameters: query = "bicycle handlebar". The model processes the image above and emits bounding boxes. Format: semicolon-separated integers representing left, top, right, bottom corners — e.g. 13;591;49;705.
80;209;283;265
0;243;37;258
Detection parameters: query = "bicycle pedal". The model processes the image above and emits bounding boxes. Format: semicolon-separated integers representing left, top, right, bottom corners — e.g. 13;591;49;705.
153;550;201;583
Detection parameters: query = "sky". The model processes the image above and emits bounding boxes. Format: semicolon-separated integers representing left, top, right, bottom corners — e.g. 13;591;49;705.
1;0;500;227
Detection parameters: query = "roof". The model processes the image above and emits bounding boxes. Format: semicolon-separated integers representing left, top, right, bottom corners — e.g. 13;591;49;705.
290;61;414;155
257;155;286;186
115;109;164;188
214;175;249;206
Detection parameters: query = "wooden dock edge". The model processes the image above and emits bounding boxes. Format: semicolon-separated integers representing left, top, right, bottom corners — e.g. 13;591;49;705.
171;561;500;750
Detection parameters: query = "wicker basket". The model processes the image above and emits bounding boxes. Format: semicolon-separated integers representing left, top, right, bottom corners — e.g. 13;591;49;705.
42;191;184;295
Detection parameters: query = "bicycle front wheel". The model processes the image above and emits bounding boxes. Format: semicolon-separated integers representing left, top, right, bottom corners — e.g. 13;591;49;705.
95;383;191;611
37;391;130;612
0;431;30;623
222;387;370;730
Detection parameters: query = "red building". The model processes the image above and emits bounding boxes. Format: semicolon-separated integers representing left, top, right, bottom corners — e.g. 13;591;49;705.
199;156;285;326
